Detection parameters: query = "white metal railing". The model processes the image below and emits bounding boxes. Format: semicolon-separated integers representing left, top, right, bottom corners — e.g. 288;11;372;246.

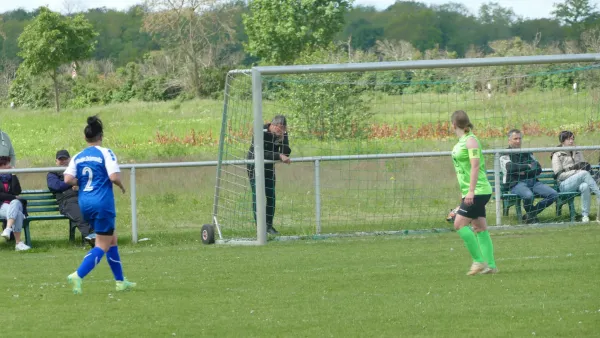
3;144;599;243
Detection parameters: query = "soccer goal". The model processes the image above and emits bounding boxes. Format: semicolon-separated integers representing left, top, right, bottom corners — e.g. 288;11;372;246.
209;53;600;245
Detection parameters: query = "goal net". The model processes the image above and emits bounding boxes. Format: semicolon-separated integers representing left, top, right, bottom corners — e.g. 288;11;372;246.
212;55;600;243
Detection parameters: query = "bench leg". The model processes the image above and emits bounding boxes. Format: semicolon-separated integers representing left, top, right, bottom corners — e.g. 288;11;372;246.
515;199;522;223
23;219;31;247
69;221;76;243
556;199;563;217
69;220;87;246
569;199;576;222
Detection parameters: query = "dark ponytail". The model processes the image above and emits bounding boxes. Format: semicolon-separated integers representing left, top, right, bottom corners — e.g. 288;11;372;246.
84;115;103;142
464;122;474;133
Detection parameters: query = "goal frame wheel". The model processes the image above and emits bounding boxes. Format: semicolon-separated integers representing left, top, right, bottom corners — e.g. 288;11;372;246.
201;224;215;245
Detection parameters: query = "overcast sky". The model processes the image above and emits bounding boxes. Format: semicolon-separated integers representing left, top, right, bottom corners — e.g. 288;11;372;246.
0;0;597;20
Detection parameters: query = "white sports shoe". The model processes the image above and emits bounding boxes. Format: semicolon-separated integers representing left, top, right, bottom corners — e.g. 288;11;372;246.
1;227;12;240
15;242;31;251
480;266;499;274
582;215;590;223
467;262;487;276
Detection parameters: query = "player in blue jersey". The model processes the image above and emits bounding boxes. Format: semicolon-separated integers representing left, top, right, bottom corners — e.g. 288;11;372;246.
65;116;136;294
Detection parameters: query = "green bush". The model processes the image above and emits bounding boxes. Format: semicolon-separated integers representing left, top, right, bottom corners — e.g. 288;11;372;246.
534;68;574;91
112;62;141;103
198;67;231;98
366;70;412;95
8;72;52;109
137;76;182;101
275;48;373;140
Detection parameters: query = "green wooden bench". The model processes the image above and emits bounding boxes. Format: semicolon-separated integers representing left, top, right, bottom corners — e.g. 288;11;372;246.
487;169;579;222
19;190;82;247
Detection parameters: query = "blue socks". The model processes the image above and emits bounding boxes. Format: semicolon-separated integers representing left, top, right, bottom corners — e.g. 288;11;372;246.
76;247;105;278
75;246;125;281
106;246;124;281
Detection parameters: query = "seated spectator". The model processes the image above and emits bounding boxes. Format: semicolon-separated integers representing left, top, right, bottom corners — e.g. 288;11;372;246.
551;131;600;223
500;129;558;224
47;150;95;246
0;156;30;251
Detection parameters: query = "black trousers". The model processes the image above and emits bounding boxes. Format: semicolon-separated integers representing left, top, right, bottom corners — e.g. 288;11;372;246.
59;197;93;237
248;167;276;228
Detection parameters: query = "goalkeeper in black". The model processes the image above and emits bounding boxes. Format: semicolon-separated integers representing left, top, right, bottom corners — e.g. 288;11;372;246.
247;115;292;235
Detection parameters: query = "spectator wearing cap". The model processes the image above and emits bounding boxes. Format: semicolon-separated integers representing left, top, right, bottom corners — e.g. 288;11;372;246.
246;115;292;235
47;149;95;246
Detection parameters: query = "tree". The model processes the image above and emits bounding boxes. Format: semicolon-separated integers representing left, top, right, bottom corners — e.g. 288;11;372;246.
552;0;597;25
0;15;6;58
16;7;97;111
478;2;517;26
143;0;235;97
552;0;599;39
380;2;443;52
276;47;372;140
512;19;565;46
341;18;383;51
337;5;383;51
243;0;350;64
0;15;32;61
434;3;480;56
86;6;158;66
477;2;517;44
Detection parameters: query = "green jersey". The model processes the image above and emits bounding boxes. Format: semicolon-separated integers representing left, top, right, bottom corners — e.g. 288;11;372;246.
452;132;492;197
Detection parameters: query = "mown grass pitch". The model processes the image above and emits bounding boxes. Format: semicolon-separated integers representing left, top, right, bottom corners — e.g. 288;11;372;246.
1;225;598;337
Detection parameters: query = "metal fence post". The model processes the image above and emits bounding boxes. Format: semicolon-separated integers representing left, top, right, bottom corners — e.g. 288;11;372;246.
314;160;321;234
494;152;502;226
130;166;138;243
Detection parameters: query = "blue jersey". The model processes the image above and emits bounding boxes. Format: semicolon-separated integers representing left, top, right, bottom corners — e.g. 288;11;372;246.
64;146;121;220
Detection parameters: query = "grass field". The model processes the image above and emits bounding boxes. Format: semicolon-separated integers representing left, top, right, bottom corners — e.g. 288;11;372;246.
1;225;598;337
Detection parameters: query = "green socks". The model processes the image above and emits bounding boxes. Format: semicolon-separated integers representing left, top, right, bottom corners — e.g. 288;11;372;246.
458;227;484;263
477;230;496;269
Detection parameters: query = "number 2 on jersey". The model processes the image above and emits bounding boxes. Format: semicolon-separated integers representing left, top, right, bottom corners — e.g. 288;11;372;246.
82;166;94;191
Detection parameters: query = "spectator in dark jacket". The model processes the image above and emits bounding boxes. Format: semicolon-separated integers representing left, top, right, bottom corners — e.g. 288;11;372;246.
247;115;292;235
47;150;95;246
500;129;558;224
0;156;29;250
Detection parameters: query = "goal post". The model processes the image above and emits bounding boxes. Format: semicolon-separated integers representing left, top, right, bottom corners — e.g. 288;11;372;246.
251;69;268;245
212;53;600;245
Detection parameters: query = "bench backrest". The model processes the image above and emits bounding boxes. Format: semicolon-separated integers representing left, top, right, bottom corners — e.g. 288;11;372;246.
20;189;60;214
487;169;558;194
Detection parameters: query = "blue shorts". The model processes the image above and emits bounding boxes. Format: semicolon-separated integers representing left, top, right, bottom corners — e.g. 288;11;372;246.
90;218;115;235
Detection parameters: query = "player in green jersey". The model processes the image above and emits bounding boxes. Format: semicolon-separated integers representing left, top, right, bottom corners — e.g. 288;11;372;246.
451;110;497;275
